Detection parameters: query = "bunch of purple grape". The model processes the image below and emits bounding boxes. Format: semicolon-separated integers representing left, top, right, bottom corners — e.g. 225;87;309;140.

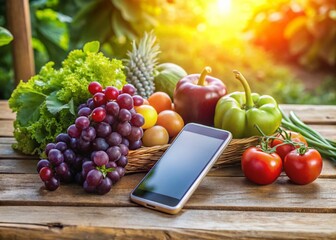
36;83;145;194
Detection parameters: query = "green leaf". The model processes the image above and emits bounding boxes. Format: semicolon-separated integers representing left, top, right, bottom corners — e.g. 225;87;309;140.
0;27;13;46
46;91;75;115
83;41;100;53
16;90;46;126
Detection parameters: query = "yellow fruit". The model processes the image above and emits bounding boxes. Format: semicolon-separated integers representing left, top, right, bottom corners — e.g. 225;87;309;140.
142;126;169;147
135;105;158;129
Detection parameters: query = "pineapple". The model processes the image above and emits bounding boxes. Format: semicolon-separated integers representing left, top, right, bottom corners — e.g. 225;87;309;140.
125;31;160;98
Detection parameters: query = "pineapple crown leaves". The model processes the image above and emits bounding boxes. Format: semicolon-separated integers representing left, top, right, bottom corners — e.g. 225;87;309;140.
125;30;161;68
124;30;161;98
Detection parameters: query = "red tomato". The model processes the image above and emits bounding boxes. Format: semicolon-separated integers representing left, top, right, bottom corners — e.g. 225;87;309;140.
271;131;307;161
284;148;323;185
242;147;282;185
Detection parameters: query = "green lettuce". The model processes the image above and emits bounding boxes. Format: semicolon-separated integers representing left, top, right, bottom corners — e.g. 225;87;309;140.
9;41;126;156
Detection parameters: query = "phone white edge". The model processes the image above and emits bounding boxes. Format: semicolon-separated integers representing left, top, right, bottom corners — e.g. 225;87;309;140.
130;123;233;215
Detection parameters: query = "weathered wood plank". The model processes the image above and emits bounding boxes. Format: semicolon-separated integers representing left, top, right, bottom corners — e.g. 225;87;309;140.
0;143;37;159
0;137;16;144
1;173;335;212
0;159;38;173
0;101;15;120
0;206;335;240
0;120;14;137
280;104;336;124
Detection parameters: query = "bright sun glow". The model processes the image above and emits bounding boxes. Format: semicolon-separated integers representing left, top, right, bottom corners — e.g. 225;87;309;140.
204;0;233;28
217;0;231;15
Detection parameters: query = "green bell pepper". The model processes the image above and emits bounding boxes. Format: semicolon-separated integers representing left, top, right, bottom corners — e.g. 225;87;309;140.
214;70;282;138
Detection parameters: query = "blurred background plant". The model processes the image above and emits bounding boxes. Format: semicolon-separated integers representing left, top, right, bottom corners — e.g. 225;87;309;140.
1;0;335;103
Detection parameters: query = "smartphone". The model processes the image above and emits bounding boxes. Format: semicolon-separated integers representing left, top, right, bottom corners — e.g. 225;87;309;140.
130;123;232;214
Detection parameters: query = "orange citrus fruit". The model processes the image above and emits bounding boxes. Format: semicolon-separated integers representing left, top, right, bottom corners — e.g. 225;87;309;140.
156;110;184;138
148;92;172;114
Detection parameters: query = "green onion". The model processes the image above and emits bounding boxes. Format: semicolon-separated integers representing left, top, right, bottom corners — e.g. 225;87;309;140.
280;110;336;162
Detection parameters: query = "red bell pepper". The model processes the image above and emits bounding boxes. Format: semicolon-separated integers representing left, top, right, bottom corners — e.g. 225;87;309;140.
173;67;227;126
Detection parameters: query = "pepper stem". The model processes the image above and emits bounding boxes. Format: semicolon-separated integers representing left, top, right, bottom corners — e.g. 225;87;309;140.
233;70;253;109
197;67;212;86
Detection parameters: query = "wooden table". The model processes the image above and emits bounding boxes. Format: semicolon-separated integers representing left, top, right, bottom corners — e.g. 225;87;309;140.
1;100;336;239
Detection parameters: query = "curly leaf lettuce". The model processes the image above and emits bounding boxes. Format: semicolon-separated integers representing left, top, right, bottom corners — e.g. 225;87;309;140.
9;42;126;156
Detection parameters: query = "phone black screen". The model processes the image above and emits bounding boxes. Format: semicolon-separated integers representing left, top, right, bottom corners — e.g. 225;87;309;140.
132;124;230;207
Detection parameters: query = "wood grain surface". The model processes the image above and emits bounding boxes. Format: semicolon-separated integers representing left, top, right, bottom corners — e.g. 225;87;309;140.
1;101;336;239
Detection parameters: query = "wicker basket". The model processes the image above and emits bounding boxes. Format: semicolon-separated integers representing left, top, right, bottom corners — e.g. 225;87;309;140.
126;136;259;173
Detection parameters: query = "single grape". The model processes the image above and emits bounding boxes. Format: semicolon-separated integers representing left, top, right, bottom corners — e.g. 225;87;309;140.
129;108;136;116
116;166;126;177
77;103;87;111
93;92;106;107
45;143;56;155
119;143;129;156
78;107;92;117
118;108;132;122
55;141;67;152
105;86;119;101
103;114;115;125
106;146;122;162
106;101;120;116
116;122;132;137
92;138;109;151
55;133;71;144
75;116;90;130
117;93;133;110
37;159;50;173
88;81;103;95
128;140;142;150
48;149;64;166
107;170;120;184
63;149;76;165
87;98;95;109
55;162;69;176
95;122;112;137
122;84;136;96
116;155;128;168
69;138;78;150
92;150;109;166
67;124;81;138
127;126;143;142
81;126;96;142
39;167;53;181
121;138;129;147
106;161;117;169
132;95;144;106
91;107;106;122
106;132;122;146
82;161;96;178
96;177;112;195
86;169;103;187
44;177;60;191
130;113;145;128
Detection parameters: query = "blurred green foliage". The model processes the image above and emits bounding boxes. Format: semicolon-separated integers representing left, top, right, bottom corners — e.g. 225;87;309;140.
0;0;335;104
